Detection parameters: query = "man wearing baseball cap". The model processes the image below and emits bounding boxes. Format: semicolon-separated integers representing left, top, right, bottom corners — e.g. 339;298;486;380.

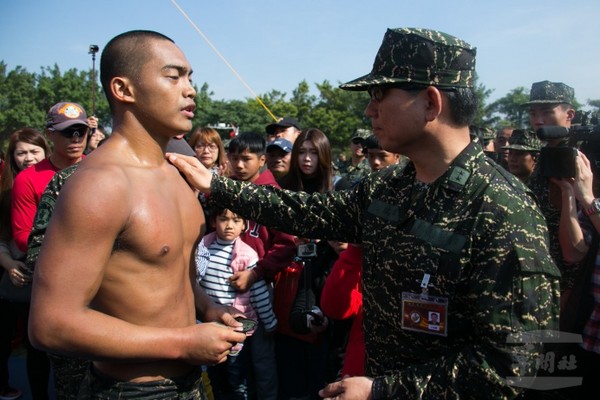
12;102;90;253
265;116;302;144
265;137;293;182
10;101;91;398
167;28;559;399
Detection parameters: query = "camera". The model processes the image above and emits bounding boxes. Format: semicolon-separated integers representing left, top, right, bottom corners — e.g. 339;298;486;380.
89;44;99;54
297;243;317;258
536;117;600;178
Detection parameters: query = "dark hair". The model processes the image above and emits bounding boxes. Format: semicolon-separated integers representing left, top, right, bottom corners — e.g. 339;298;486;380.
390;84;478;127
283;128;334;193
363;134;382;150
1;128;50;193
100;30;174;110
209;206;245;224
228;132;266;155
1;128;50;241
444;88;478;127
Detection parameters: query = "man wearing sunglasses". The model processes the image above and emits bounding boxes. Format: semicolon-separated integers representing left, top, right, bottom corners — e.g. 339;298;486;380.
9;101;92;398
11;102;91;254
168;27;560;399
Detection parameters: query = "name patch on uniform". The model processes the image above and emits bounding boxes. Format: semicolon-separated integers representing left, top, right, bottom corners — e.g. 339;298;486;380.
410;219;466;254
367;200;400;223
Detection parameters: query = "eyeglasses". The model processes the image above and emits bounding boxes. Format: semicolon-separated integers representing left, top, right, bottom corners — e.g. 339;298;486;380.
49;126;90;139
195;143;218;152
351;138;364;145
367;85;387;103
367;83;432;103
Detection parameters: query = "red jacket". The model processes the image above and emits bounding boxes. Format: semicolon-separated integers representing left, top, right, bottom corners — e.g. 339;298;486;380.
11;159;60;252
320;243;364;377
240;169;296;281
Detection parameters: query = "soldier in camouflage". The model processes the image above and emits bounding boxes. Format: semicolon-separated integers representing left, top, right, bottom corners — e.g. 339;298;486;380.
522;81;580;302
169;27;560;399
337;128;372;185
502;129;542;184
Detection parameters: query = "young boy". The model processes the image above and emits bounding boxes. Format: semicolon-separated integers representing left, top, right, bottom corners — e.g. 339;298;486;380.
197;207;278;399
224;132;296;399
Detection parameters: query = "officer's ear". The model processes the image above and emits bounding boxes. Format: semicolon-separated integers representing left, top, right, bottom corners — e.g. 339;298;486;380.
422;86;443;123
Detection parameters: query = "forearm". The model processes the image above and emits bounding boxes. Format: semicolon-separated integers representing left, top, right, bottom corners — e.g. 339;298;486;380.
29;304;189;362
209;176;362;242
558;189;588;263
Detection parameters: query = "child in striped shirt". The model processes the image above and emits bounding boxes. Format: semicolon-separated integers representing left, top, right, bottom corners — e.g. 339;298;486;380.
196;207;277;399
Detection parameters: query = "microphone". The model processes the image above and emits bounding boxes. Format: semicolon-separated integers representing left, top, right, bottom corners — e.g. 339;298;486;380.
536;126;569;141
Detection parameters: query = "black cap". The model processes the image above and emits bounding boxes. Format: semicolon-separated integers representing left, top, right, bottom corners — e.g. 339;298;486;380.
265;117;301;135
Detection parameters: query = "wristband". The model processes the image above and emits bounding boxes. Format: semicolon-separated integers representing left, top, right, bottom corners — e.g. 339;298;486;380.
584;198;600;216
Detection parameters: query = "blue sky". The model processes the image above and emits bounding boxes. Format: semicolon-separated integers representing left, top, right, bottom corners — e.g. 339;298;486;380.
2;0;599;112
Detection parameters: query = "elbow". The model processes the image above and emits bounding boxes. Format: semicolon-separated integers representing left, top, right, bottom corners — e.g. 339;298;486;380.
28;309;66;353
562;247;588;265
28;319;51;352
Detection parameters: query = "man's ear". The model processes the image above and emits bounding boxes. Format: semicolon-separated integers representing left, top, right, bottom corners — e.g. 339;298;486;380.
423;86;443;122
110;77;135;104
566;108;576;124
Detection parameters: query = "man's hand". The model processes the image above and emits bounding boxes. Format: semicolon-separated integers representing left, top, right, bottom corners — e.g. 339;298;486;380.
87;116;98;130
166;153;214;193
229;269;257;292
573;152;595;204
319;376;374;400
185;322;247;365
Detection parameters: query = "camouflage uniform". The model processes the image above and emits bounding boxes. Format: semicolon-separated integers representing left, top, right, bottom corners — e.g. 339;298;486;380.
337;157;370;185
522;81;580;292
77;365;206;399
207;137;560;399
201;27;561;399
502;129;542;185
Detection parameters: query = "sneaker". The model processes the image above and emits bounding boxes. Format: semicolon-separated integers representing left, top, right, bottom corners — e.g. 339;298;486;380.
0;387;22;400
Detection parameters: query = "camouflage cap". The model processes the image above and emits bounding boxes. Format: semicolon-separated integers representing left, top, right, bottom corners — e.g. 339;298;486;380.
351;128;372;140
469;126;495;141
502;129;542;152
522;80;575;107
340;27;476;91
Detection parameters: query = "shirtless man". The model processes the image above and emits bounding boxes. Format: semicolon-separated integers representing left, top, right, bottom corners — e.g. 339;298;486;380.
28;30;246;397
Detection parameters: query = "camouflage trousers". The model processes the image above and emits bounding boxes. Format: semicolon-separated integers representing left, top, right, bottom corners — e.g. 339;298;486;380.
76;364;207;399
48;353;90;400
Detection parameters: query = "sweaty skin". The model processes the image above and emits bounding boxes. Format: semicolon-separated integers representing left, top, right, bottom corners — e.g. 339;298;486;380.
29;36;246;383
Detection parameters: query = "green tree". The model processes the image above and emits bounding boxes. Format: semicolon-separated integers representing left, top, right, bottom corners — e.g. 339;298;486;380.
486;87;529;129
471;75;495;128
306;80;370;149
0;62;44;142
36;65;110;127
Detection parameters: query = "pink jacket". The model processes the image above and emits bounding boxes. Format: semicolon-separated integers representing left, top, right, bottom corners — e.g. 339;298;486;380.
202;232;258;322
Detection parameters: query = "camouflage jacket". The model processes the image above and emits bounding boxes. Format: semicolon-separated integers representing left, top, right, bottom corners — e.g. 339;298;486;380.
209;140;560;399
527;166;580;291
337;158;371;185
26;164;80;271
